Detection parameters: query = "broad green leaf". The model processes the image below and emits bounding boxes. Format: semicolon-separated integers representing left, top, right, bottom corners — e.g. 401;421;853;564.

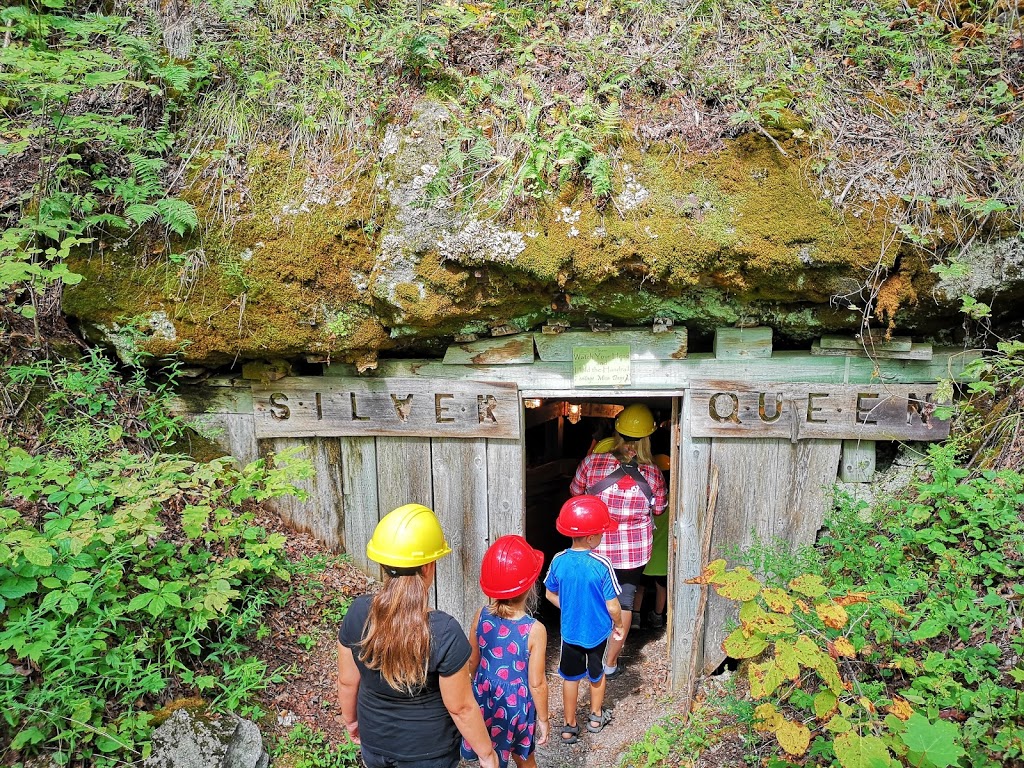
0;575;37;599
22;543;52;567
824;714;853;733
911;619;946;641
899;714;965;768
686;558;726;585
833;732;892;768
58;593;79;615
774;639;801;679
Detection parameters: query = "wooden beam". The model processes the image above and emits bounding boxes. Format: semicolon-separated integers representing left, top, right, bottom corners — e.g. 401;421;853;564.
442;334;535;365
840;440;876;482
811;341;933;360
323;349;979;392
713;327;773;359
535;327;688;362
820;334;912;353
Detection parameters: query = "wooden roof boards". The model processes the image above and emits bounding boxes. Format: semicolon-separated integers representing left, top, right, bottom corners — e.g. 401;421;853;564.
534;327;688;362
442;333;536;365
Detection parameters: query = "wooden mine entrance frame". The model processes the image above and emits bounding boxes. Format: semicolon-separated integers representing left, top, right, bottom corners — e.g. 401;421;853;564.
177;328;977;696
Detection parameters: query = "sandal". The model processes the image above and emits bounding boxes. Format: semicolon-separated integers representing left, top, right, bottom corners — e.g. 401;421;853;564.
560;723;580;745
587;709;613;733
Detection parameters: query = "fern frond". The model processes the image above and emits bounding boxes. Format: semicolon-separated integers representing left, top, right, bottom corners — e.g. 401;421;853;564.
599;101;622;139
124;203;159;226
583;154;613;198
129;153;166;198
156;198;199;237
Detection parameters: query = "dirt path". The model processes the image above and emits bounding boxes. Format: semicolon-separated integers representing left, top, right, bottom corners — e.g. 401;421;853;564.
534;622;674;768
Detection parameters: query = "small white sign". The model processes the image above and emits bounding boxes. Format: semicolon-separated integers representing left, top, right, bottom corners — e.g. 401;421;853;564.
572;345;631;387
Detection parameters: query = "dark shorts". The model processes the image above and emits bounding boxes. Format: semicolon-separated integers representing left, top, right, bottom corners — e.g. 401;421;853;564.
615;566;646;611
361;745;460;768
558;638;608;682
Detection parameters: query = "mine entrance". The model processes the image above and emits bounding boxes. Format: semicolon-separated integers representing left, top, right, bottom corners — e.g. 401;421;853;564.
522;396;677;638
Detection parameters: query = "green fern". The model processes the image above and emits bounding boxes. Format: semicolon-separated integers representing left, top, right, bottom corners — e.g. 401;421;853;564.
129;154;166;198
584;154;613;198
124;203;159;227
156;198;199;237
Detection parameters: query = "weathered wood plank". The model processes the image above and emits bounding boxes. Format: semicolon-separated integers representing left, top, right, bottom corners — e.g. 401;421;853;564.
702;439;796;672
671;393;711;693
375;436;434;601
713;327;773;359
442;334;536;365
783;439;842;548
171;384;254;415
259;437;345;550
252;377;520;440
689;382;950;441
487;437;525;542
840;440;876;483
811;341;933;360
432;438;489;629
323;349;978;392
340;437;380;578
534;328;688;362
820;334;913;352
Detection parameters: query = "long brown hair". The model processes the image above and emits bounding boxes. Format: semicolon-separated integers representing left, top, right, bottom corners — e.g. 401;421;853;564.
359;568;431;693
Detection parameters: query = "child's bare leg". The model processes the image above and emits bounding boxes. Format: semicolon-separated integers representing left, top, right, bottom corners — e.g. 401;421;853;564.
562;678;581;728
589;673;608;716
512;752;538;768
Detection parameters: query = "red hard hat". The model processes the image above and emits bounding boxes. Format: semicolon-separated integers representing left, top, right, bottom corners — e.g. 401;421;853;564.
480;535;545;599
556;495;618;537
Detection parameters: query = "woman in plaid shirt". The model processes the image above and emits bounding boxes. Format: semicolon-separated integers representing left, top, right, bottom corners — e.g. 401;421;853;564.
569;404;667;680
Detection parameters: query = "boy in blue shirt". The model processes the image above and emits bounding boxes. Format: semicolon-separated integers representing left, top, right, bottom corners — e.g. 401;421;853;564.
544;494;624;745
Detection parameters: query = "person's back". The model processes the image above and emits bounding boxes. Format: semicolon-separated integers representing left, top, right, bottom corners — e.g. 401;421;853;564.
545;547;618;648
544;496;623;745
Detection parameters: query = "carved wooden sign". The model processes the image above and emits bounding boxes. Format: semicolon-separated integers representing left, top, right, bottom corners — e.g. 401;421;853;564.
689;381;950;441
252;377;520;439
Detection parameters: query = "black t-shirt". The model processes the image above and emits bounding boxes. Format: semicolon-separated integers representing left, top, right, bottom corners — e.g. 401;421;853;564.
338;593;472;761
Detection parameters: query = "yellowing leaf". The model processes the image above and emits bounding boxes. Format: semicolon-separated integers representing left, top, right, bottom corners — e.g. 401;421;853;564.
824;714;853;733
816;601;849;629
888;696;914;721
776;718;811;756
833;731;893;768
754;702;782;732
789;573;826;598
746;610;796;637
722;628;768;659
831;637;857;658
880;598;907;617
835;591;872;606
814;690;838;720
686;558;726;585
716;566;762;601
858;696;877;714
762;587;794;614
749;658;788;699
774;639;801;680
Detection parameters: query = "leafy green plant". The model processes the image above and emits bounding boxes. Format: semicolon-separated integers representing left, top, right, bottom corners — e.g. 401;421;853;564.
698;437;1024;768
0;355;313;766
272;723;361;768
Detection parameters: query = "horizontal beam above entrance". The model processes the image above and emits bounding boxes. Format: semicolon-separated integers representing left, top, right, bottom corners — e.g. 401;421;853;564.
323;349;978;394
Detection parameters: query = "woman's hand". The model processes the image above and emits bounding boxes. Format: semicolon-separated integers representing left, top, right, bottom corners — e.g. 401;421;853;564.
478;749;500;768
441;659;500;768
536;718;550;746
344;719;361;744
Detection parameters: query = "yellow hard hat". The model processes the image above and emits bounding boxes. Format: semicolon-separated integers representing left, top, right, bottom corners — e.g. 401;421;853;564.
366;503;452;568
615;403;656;438
593;436;617;454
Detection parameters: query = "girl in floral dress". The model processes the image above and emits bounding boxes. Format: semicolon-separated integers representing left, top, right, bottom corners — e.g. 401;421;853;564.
462;535;550;767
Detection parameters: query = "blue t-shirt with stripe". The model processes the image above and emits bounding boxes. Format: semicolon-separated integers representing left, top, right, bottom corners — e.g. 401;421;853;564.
544;548;621;648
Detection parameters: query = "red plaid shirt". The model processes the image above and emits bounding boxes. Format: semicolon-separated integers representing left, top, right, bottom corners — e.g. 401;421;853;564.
570;454;667;569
